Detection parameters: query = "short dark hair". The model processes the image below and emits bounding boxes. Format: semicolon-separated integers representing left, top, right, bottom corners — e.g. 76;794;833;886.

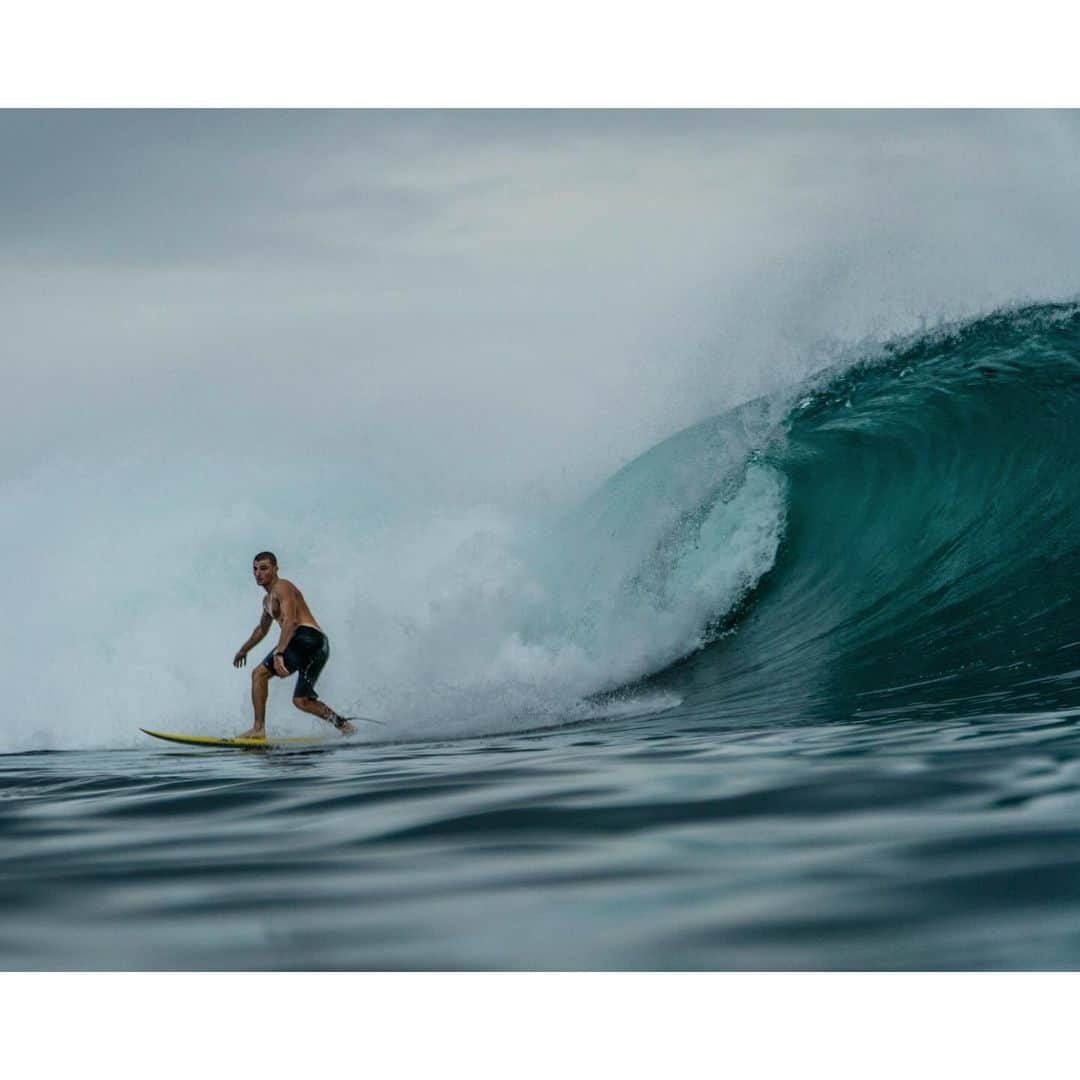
253;551;278;567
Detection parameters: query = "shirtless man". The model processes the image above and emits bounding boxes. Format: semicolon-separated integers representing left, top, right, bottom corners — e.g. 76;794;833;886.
233;551;356;738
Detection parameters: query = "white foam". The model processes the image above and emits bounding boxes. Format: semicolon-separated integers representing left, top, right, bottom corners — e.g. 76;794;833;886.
3;424;783;751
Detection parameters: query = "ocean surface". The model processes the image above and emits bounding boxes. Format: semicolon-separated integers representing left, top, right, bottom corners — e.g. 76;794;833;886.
4;302;1080;970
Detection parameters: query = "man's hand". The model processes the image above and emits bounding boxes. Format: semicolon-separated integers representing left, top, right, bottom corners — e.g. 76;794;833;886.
233;649;248;668
273;653;290;678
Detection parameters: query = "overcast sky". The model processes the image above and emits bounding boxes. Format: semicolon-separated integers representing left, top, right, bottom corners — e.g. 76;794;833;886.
5;110;1080;505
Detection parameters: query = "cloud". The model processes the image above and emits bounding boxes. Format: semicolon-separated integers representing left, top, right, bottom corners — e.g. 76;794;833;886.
4;110;1080;501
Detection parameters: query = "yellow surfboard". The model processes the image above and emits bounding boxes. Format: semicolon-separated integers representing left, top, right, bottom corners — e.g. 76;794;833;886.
141;728;333;749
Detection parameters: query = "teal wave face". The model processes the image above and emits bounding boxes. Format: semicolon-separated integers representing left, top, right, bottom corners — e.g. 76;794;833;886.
663;303;1080;722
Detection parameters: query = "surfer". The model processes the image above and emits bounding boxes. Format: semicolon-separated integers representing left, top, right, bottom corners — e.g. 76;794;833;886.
233;551;356;738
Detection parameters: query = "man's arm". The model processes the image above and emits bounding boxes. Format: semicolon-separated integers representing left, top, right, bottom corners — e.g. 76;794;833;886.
234;611;272;667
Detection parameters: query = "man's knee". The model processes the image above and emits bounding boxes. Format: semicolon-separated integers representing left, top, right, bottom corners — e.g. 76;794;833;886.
252;665;272;684
292;696;314;710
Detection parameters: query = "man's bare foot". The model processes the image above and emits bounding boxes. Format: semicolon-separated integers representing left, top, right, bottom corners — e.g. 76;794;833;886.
333;716;356;735
237;727;267;740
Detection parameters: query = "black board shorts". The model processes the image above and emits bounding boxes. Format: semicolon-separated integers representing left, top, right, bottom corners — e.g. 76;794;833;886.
261;626;330;700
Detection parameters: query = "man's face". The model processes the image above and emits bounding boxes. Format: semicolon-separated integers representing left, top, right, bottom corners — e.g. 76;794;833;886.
253;560;276;587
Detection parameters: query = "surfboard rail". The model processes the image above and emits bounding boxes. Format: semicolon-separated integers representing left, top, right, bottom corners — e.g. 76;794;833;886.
140;728;331;749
